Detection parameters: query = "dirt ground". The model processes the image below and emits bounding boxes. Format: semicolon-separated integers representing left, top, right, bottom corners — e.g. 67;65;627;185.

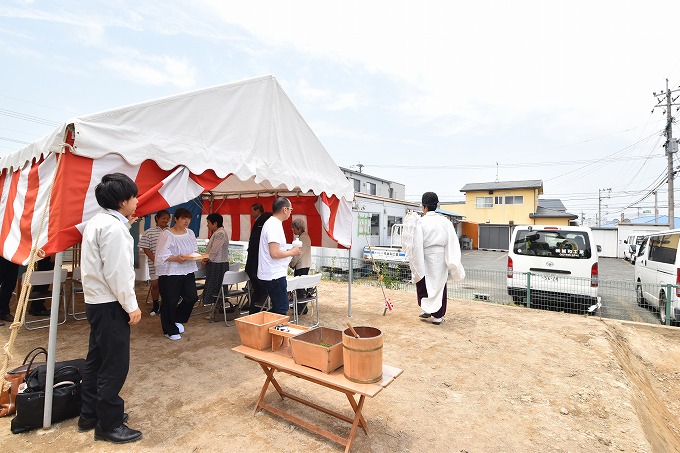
1;280;680;452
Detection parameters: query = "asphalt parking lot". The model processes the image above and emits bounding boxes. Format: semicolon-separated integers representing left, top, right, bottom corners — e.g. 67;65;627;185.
459;249;660;325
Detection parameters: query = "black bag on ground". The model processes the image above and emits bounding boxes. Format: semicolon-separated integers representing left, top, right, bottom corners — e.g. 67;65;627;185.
10;364;83;434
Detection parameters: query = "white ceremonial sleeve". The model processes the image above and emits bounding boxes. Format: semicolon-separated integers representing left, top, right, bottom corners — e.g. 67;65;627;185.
445;222;466;282
409;220;426;284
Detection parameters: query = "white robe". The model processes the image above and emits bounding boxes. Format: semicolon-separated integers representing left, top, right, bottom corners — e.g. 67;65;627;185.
407;212;465;314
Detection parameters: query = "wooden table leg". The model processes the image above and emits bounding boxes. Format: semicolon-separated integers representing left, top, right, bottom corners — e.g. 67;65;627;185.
254;364;284;414
346;393;368;434
345;395;365;453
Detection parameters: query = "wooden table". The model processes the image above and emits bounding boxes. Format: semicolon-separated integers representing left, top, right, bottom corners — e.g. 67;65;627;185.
232;345;403;452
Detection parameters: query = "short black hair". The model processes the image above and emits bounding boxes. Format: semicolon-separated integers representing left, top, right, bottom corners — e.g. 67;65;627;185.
206;212;223;227
94;173;138;210
272;197;290;214
252;203;264;214
155;210;170;221
173;208;192;220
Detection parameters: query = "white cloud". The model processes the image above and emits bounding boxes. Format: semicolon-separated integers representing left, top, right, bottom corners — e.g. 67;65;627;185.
101;51;197;88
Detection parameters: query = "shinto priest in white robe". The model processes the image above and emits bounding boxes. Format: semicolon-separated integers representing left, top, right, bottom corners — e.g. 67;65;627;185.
405;211;465;314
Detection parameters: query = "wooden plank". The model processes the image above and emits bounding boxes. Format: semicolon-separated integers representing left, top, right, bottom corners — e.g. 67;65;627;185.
233;345;402;397
258;401;349;447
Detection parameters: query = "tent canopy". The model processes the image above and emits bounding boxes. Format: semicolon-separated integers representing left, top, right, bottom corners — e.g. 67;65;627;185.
0;75;353;264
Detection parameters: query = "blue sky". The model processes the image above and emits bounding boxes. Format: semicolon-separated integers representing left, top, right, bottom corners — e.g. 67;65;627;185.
1;0;679;224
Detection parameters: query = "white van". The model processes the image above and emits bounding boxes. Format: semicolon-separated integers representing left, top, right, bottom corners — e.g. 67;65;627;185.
634;230;680;325
623;235;646;264
507;225;599;312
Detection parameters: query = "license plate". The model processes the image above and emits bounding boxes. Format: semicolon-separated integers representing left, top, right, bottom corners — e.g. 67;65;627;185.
540;275;558;282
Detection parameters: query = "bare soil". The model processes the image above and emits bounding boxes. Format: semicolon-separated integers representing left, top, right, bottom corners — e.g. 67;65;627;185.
1;281;680;452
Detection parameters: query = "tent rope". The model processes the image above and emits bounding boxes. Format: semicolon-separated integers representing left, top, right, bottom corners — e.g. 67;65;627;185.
0;144;67;390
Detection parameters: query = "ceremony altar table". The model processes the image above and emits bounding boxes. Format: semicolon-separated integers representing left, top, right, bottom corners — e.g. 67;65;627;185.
232;345;402;452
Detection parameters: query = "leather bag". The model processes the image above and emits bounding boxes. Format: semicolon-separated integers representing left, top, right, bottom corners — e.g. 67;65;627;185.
0;347;47;417
11;365;83;434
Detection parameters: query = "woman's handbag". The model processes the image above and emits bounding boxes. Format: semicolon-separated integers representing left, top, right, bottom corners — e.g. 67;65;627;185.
10;365;83;434
0;347;47;417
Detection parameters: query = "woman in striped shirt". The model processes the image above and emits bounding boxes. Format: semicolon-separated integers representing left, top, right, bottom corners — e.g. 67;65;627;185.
139;210;170;316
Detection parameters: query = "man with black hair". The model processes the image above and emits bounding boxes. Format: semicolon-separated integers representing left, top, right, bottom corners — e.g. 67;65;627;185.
78;173;142;443
258;197;301;315
245;203;271;313
409;191;465;325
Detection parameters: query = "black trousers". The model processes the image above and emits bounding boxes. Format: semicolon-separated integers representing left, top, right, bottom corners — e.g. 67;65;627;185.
416;277;448;318
0;257;19;316
81;302;130;430
246;271;267;314
158;273;197;335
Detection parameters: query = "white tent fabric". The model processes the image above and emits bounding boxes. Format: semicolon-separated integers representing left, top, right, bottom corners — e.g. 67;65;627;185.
0;75;354;264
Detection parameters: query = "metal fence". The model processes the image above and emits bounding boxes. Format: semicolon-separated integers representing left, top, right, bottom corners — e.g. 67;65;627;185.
227;247;679;328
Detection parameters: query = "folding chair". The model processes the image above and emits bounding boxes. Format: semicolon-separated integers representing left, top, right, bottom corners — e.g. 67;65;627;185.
291;273;321;327
190;266;211;316
68;267;87;321
23;268;68;331
210;270;250;326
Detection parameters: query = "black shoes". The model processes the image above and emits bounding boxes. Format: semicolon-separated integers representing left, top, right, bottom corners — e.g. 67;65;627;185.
94;422;142;444
78;412;128;432
0;313;14;322
28;308;50;317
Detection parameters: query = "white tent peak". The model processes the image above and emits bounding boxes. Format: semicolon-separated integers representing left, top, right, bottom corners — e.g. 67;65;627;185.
1;75;354;201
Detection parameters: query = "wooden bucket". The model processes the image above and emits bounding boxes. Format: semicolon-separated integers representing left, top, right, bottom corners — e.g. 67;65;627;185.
342;327;383;384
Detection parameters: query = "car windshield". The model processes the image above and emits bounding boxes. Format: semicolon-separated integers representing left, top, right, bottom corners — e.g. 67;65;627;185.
513;230;592;259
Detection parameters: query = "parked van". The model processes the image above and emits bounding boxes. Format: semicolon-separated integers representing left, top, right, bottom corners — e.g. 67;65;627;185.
623;235;646;263
507;225;599;312
634;230;680;324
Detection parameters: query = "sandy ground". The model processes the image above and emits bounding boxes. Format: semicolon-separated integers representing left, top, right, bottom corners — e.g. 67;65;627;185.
1;280;680;452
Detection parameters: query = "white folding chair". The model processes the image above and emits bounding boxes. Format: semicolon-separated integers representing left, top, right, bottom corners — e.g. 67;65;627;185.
211;271;250;326
292;273;321;327
190;266;211;316
68;267;87;321
229;263;240;271
24;268;68;330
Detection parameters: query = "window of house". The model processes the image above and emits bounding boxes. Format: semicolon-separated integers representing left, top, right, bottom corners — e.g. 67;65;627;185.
389;187;394;199
476;196;493;208
353;178;361;192
370;213;380;235
387;216;402;236
494;196;503;205
505;196;523;205
366;182;377;195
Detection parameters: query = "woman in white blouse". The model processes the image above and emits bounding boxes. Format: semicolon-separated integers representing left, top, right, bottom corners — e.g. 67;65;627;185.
155;208;198;340
201;213;230;306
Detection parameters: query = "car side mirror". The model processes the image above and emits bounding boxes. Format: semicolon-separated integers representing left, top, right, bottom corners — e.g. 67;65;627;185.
597;245;602;253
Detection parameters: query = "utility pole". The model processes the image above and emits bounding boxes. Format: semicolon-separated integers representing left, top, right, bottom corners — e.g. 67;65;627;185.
598;188;611;227
653;79;680;228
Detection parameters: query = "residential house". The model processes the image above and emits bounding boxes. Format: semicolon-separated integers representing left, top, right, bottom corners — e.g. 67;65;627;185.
441;180;577;250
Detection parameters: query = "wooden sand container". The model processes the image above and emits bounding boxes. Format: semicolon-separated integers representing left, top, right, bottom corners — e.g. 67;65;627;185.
235;312;290;350
342;327;383;383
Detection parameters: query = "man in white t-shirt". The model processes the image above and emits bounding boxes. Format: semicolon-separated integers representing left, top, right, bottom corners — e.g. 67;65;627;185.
258;197;301;314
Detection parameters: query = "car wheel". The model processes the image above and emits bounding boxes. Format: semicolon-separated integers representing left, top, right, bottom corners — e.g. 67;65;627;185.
659;292;667;325
636;284;646;308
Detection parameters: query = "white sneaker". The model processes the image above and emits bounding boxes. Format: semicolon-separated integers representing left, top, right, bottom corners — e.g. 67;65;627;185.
419;311;431;319
432;317;443;325
175;323;185;333
165;334;181;341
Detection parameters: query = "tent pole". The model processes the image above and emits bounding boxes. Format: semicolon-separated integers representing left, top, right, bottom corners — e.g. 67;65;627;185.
347;248;352;317
43;251;64;429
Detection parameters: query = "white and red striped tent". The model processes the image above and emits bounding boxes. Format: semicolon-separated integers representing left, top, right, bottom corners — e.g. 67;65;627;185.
0;75;354;265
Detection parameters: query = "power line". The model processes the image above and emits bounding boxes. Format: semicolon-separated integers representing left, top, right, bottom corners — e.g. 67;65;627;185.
0;108;60;127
